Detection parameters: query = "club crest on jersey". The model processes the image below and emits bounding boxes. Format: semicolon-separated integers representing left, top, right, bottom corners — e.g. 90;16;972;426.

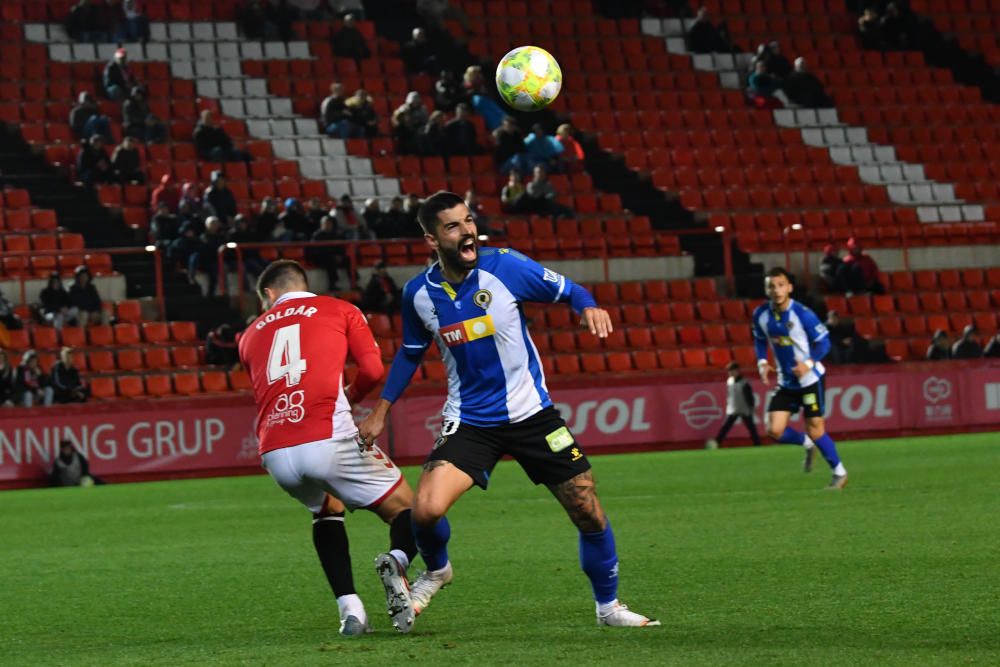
472;289;492;309
439;314;496;347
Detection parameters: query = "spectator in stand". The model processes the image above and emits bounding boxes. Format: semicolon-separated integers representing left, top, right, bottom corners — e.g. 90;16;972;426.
67;0;104;42
254;197;280;240
401;27;439;74
82;108;114;144
403;193;422;232
266;0;297;40
526;165;573;219
879;2;909;50
686;6;730;54
464;190;491;234
50;441;101;486
150;174;179;213
858;7;881;49
380;196;408;238
983;332;1000;358
115;0;150;42
783;57;834;109
70;92;103;139
150;200;179;247
393;91;430;154
15;350;54;407
926;329;951;361
463;64;488;98
308;215;343;290
330;0;365;19
68;267;105;327
77;136;114;187
103;48;136;101
952;324;983;359
766;41;792;80
226;214;267;282
238;0;270;39
469;91;505;132
445;103;480;155
361;261;401;315
747;61;782;109
51;347;89;404
305;197;328;229
517;123;564;176
841;237;884;294
279;198;314;239
123;86;165;143
492;116;524;167
417;110;449;156
320;82;354;138
206;324;240;367
819;244;843;292
179;181;206;226
0;349;15;407
434;70;464;111
111;136;144;184
344;88;379;138
168;221;202;273
40;274;75;330
554;124;585;173
331;13;371;62
334;194;370;239
501;169;528;213
825;310;860;364
0;289;23;332
205;170;238;225
193;110;250;163
190;216;227;296
361;198;383;232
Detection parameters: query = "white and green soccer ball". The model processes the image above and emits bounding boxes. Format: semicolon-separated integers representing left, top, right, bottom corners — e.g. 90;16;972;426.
495;45;562;111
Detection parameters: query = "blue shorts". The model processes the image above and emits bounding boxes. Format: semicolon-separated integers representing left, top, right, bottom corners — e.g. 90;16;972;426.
766;379;825;418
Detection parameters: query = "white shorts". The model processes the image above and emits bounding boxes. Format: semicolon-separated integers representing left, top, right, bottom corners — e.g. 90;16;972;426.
261;437;403;513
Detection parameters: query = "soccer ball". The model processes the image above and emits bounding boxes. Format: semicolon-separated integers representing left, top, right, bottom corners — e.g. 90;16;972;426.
704;439;719;450
495;46;562;111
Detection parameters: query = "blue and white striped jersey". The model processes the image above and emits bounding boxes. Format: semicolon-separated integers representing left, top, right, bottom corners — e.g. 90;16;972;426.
390;247;596;425
751;299;829;389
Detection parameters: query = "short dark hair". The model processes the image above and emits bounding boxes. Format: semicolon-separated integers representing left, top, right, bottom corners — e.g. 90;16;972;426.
417;190;466;234
256;260;308;302
726;361;739;372
766;266;792;281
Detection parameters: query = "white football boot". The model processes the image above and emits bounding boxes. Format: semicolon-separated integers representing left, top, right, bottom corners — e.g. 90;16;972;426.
375;553;414;633
409;561;454;615
597;601;661;627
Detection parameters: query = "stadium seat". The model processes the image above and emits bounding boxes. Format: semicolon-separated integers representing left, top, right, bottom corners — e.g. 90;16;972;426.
118;376;146;398
229;370;252;391
117;349;144;371
142;321;170;344
88;351;116;372
170;321;198;342
89;377;117;400
173;373;202;395
201;371;229;393
116;300;143;322
171;346;200;368
113;323;141;345
31;327;59;349
580;353;607;373
60;327;86;348
144;347;172;369
145;374;174;397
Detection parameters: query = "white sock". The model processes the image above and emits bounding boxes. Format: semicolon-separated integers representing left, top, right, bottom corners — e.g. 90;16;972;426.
389;548;410;572
834;463;847;476
336;593;366;622
596;599;620;616
803;434;815;449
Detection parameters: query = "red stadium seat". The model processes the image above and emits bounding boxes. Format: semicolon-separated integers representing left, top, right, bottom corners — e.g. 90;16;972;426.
89;377;117;400
201;371;229;393
118;376;146;398
173;373;202;395
145;374;174;397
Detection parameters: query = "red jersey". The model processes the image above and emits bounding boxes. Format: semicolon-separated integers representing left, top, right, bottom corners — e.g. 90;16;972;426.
237;291;384;455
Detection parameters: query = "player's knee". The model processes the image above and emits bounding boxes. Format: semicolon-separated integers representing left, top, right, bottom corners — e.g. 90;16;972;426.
767;427;784;441
412;498;447;527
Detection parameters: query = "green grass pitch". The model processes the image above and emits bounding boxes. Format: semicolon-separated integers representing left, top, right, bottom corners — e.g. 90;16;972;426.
2;433;998;666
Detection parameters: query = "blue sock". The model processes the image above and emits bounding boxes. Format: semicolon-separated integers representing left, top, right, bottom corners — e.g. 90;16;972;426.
814;433;842;468
778;426;806;445
579;520;619;604
412;515;450;571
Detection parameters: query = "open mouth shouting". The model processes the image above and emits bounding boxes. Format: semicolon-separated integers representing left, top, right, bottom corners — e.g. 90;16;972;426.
458;236;478;263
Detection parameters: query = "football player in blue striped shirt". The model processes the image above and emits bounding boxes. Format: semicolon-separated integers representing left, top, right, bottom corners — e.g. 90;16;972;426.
358;191;658;627
752;267;848;489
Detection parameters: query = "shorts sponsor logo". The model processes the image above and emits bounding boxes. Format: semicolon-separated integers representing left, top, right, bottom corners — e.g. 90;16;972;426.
569;446;583;461
545;426;575;452
803;393;817;406
679;391;723;429
266;390;305;427
439;314;496;347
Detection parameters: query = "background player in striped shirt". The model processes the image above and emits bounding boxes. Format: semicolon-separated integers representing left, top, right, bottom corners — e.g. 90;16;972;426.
238;260;419;636
358;191;658;627
752;267;848;489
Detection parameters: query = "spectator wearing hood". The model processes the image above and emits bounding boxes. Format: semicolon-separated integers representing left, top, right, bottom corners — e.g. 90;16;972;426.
392;91;430;154
69;92;103;139
77;135;114;186
103;48;136;101
952;325;983;359
123;86;165;143
331;13;371;62
840;237;884;294
150;200;179;247
819;244;843;292
151;174;180;213
205;170;238;224
193;110;250;163
168;220;203;272
15;350;54;407
179;181;206;225
111;135;144;184
68;267;105;327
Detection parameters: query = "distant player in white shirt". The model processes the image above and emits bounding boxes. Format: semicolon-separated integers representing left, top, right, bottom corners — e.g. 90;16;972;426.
358;191;658;627
752;267;848;489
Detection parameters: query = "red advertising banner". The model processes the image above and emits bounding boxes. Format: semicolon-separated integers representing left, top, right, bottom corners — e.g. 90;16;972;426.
2;362;998;485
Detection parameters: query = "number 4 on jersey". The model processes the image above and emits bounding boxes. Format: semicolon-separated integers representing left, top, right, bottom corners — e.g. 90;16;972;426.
267;324;307;387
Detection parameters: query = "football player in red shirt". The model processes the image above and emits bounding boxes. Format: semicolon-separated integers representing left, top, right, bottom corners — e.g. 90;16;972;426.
238;260;417;636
